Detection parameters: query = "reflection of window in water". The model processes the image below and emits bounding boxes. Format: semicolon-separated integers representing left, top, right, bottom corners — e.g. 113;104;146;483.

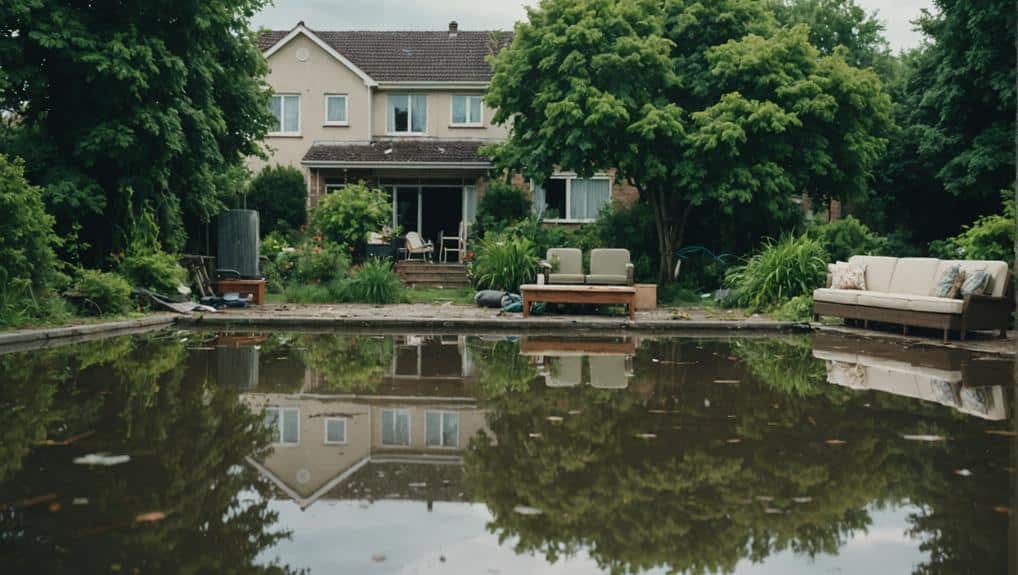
382;409;411;446
426;411;459;448
392;336;467;378
324;417;347;444
265;407;300;445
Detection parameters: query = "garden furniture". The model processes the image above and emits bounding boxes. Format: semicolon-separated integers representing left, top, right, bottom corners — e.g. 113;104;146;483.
539;248;585;284
439;221;468;263
520;284;636;320
812;256;1013;342
404;232;434;261
587;248;634;285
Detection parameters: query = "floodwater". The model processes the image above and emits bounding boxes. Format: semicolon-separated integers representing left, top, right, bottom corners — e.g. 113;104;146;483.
0;330;1014;574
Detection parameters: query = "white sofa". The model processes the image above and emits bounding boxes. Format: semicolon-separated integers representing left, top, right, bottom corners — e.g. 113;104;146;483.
813;347;1007;420
813;256;1012;341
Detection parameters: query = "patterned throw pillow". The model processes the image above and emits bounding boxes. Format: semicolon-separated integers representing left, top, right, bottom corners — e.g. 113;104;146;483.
960;270;991;297
931;265;963;298
831;262;867;290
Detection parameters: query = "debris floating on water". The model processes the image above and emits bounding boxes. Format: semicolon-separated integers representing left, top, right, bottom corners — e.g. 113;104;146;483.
792;497;813;504
135;511;166;523
953;469;972;477
713;379;740;384
825;439;847;445
636;433;657;439
73;453;131;466
528;432;542;439
513;505;543;516
901;434;946;442
546;416;564;423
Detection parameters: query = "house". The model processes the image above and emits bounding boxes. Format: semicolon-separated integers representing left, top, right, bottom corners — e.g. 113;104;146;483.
251;21;639;248
233;334;488;508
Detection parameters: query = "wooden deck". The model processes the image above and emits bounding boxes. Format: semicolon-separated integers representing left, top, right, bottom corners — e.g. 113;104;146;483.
520;284;636;321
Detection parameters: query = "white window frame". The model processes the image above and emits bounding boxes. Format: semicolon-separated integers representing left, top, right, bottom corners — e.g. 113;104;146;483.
449;94;483;127
323;417;348;445
533;175;613;223
265;406;300;446
381;409;411;447
269;94;301;136
425;410;460;449
323;94;349;126
386;94;427;135
324;183;345;194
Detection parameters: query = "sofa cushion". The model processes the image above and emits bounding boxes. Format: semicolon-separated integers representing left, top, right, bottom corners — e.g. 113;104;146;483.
813;288;862;305
848;256;897;292
959;270;990;297
546;248;583;275
888;258;941;296
548;273;585;284
590;249;631;276
941;260;1009;298
832;261;867;290
906;295;964;315
931;264;963;298
585;273;629;285
855;292;963;315
856;292;912;309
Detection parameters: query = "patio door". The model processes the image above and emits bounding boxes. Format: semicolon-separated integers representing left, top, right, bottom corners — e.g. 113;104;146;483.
394;186;420;233
421;187;463;249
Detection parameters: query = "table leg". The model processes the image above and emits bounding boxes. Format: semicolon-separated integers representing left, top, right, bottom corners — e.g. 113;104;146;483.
629;297;635;321
522;294;530;317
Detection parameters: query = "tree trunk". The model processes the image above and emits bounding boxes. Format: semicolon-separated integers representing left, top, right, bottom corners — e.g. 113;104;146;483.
647;186;691;285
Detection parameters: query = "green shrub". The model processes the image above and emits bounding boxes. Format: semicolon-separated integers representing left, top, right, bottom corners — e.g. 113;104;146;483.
725;235;828;311
0;154;60;293
72;269;132;315
338;259;404;304
502;214;594;258
470;232;540;293
774;294;814;321
808;215;887;262
120;252;187;294
475;181;531;237
261;230;294;258
282;281;341;304
932;192;1015;264
587;201;659;284
245;165;307;236
283;241;351;285
311;183;390;253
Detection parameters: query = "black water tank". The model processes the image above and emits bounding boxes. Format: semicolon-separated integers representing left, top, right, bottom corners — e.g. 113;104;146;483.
217;209;260;278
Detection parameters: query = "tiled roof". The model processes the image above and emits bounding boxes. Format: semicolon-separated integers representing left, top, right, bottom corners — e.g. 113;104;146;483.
258;28;513;82
302;140;491;165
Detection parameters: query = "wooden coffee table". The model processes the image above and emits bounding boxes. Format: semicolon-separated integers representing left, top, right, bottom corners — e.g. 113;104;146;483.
520;284;637;320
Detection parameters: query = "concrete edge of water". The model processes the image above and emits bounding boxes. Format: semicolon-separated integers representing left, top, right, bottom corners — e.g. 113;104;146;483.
175;314;808;333
0;314;178;354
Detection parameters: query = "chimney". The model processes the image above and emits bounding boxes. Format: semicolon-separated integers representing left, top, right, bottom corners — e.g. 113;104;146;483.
448;21;459;38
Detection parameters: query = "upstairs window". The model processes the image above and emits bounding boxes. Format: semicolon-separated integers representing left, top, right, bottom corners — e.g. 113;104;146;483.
426;411;459;448
387;94;427;134
324;94;348;125
533;177;611;222
269;94;300;134
451;95;482;125
381;409;411;446
264;407;300;445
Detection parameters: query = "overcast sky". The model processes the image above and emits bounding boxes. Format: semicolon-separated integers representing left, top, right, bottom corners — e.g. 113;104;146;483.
252;0;934;53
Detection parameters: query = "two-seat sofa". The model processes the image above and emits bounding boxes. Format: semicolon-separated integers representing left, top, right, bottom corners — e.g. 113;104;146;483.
812;256;1013;342
539;248;635;285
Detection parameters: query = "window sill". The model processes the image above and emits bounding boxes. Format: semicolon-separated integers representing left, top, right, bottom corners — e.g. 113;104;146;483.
448;124;484;129
542;218;595;224
385;132;428;137
267;133;302;138
323;122;350;127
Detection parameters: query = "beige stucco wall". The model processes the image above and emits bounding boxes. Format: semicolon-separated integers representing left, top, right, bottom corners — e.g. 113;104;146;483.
248;34;374;174
242;394;372;498
371;90;508;140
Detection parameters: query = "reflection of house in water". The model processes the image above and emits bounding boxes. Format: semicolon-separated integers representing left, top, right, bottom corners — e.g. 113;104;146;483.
235;335;488;509
812;333;1010;420
521;336;635;389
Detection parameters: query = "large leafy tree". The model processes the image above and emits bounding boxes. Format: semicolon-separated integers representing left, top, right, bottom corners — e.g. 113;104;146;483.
486;0;892;282
907;0;1015;202
770;0;891;72
0;0;272;263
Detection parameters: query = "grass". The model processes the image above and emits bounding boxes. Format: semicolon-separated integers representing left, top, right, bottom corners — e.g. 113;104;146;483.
403;286;475;305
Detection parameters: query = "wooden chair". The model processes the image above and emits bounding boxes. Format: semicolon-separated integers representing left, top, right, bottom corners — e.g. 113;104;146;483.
439;221;468;263
404;232;434;261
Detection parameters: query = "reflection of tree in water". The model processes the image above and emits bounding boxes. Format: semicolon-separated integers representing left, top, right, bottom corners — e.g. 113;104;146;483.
468;337;540;398
0;335;300;574
466;337;1013;575
301;334;393;393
